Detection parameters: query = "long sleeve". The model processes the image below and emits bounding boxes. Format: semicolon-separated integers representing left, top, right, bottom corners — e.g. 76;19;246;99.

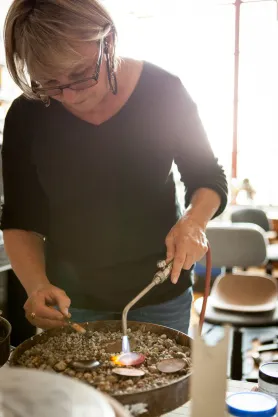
1;97;49;235
170;79;228;218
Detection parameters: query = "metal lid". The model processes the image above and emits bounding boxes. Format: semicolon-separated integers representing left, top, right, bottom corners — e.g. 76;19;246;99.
226;392;277;417
259;362;278;386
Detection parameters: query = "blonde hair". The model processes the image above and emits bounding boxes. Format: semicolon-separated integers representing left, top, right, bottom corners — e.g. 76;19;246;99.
4;0;117;100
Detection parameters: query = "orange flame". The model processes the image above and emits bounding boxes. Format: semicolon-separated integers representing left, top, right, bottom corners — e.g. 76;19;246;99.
111;354;123;366
111;352;146;367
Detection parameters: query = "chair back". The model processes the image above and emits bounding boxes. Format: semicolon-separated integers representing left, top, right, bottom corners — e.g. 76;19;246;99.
200;222;267;268
231;208;272;232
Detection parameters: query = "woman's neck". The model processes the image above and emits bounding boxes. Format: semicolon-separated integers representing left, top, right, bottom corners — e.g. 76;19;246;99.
66;58;143;126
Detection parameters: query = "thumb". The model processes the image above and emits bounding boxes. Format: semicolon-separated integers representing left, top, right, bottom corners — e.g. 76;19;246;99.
165;233;175;264
58;298;71;317
52;289;71;317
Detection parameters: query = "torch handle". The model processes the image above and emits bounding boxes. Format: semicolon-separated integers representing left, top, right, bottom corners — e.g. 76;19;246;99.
153;246;212;333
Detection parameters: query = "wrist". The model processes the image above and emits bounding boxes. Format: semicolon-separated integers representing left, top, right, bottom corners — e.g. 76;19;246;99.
184;188;221;229
26;276;51;297
182;208;208;230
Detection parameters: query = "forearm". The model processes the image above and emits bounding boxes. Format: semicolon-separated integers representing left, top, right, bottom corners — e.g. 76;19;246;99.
184;187;221;229
3;229;50;296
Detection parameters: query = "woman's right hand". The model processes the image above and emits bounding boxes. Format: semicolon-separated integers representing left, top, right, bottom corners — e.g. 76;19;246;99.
24;284;71;329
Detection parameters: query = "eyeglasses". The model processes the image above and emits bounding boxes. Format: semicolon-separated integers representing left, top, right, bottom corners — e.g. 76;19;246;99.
32;40;103;98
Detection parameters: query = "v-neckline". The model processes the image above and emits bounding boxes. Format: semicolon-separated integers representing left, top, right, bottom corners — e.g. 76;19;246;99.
55;61;146;129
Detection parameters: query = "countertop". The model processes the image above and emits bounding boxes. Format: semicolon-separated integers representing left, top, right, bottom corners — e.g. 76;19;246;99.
163;379;254;417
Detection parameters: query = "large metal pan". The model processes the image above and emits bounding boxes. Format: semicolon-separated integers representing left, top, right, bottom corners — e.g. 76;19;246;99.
0;314;11;367
10;320;192;417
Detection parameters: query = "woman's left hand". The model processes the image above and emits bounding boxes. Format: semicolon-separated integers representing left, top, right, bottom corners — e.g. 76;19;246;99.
165;216;208;284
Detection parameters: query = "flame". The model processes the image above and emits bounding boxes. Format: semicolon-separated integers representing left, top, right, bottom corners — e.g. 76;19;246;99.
111;352;145;367
111;354;123;366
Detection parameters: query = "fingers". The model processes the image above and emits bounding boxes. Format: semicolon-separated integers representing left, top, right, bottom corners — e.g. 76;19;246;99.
36;303;65;321
166;231;196;283
166;231;182;284
183;254;194;271
165;219;209;284
165;233;175;264
171;247;186;284
24;285;72;329
26;312;66;330
171;247;203;283
166;237;203;284
46;288;71;317
24;299;63;322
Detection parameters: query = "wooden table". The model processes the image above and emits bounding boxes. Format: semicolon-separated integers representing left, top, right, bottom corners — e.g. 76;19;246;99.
163;380;254;417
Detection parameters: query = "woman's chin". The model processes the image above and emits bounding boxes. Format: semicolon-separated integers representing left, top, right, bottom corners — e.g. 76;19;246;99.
64;99;91;112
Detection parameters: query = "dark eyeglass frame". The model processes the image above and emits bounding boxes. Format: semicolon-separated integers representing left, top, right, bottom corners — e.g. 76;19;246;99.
32;40;103;97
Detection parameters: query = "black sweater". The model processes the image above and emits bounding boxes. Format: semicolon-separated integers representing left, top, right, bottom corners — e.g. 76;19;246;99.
1;62;228;311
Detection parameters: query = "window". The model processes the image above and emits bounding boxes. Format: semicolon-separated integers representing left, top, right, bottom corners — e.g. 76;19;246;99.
107;0;278;206
111;0;235;177
237;1;278;205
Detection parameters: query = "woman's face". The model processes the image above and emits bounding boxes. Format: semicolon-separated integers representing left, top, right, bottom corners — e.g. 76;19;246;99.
38;41;110;113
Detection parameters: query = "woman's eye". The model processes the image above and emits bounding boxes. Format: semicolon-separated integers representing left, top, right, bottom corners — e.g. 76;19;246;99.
74;68;90;78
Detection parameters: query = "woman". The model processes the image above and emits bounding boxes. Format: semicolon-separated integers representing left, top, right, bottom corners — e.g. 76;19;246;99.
1;0;227;333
